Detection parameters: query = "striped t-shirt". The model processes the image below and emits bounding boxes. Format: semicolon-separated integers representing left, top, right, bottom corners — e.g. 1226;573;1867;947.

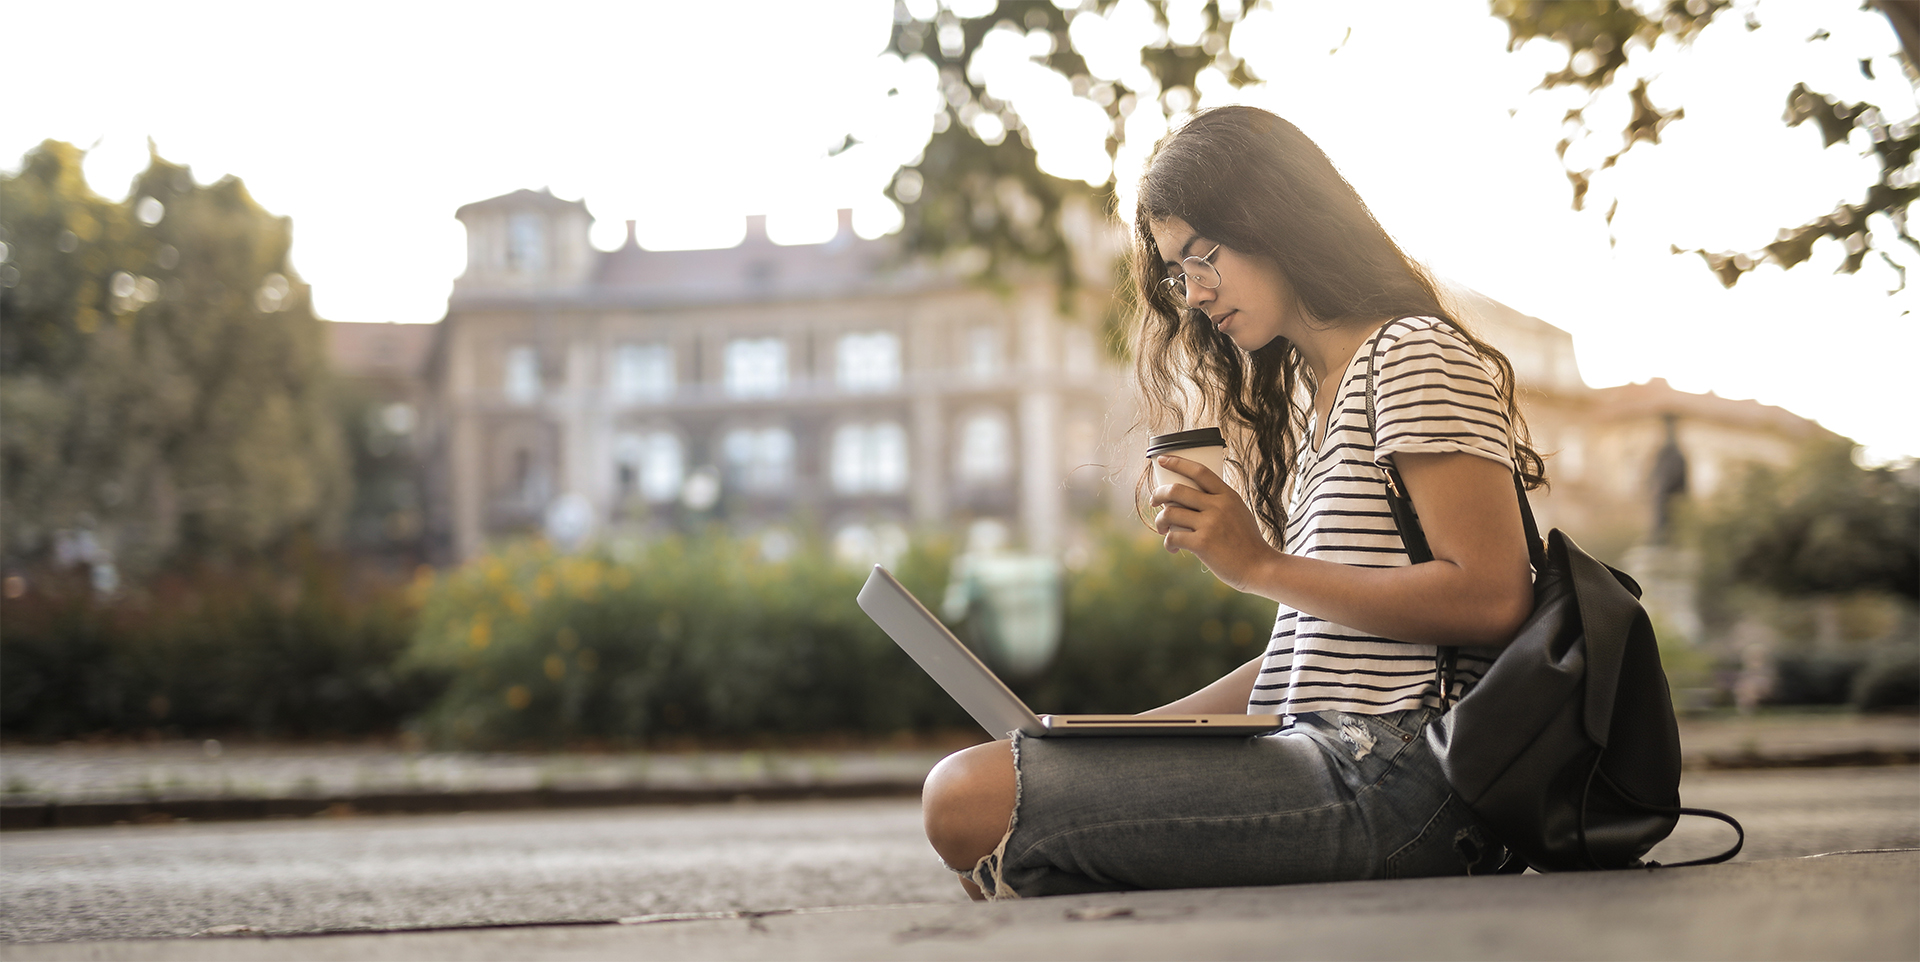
1248;316;1513;719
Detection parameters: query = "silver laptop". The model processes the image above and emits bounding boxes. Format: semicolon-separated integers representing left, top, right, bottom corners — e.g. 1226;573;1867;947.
857;565;1283;738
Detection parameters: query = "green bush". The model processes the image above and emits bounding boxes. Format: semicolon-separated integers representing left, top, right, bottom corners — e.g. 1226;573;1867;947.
404;525;1284;747
402;534;967;746
0;550;431;738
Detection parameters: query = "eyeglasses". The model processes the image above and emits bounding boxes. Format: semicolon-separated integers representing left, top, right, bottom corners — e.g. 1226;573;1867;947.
1159;245;1223;298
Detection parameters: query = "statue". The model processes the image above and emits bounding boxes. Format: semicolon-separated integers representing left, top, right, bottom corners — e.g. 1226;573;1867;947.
1650;413;1689;544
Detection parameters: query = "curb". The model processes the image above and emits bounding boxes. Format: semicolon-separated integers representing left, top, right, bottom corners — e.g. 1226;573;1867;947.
6;747;1913;832
1691;748;1920;770
0;779;922;831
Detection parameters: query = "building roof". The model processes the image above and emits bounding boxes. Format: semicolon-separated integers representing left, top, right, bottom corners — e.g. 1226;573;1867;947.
326;321;439;379
587;209;946;306
1583;378;1838;440
455;188;589;222
1445;284;1588;395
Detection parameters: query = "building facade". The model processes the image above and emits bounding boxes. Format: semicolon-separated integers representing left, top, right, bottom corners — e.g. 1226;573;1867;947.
334;189;1841;575
429;189;1125;563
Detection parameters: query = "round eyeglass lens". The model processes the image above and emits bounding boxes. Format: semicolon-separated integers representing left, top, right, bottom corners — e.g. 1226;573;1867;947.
1184;255;1220;290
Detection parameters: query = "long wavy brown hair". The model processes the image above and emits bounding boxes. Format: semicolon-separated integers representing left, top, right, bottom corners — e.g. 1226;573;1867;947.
1131;106;1547;543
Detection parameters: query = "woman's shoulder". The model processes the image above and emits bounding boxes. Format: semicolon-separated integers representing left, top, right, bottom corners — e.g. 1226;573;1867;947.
1374;315;1472;352
1370;316;1488;377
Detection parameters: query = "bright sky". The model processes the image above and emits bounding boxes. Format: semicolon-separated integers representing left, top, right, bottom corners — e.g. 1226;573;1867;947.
8;0;1915;461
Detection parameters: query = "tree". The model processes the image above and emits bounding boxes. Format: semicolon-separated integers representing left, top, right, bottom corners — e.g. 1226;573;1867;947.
883;0;1259;291
1490;0;1919;290
1693;437;1919;602
880;1;1917;295
0;142;349;577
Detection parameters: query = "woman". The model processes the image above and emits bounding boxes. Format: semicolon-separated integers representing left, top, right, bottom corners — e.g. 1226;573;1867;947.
921;106;1549;899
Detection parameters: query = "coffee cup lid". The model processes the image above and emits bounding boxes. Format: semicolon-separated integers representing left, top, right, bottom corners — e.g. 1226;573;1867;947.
1146;427;1225;456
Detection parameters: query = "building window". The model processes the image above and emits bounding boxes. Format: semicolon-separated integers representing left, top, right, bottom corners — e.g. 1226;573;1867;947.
724;337;787;398
504;345;541;405
836;331;901;392
507;213;545;273
612;343;674;404
614;431;684;503
831;421;908;495
722;426;794;494
834;522;908;568
967;326;1004;380
958;410;1012;485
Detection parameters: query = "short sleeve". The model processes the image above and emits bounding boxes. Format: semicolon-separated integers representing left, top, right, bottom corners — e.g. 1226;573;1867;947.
1370;319;1513;472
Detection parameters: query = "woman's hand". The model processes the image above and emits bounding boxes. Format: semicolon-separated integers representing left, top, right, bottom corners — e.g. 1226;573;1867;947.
1149;455;1280;594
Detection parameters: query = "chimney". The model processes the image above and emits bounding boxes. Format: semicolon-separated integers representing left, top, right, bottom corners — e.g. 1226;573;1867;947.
835;208;854;239
743;214;770;245
623;220;638;248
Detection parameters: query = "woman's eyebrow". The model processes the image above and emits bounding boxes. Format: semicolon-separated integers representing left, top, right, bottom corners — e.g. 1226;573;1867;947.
1158;235;1202;269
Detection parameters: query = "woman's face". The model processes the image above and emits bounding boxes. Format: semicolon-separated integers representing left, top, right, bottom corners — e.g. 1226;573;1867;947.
1148;216;1302;353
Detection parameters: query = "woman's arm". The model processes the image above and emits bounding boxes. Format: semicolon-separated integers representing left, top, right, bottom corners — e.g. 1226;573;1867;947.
1141;654;1265;715
1150;451;1532;647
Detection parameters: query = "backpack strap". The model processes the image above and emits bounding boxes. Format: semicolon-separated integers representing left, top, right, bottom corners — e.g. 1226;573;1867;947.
1362;320;1545;711
1589;765;1746;867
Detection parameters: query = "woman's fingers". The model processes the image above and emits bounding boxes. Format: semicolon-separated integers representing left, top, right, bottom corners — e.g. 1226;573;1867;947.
1160;526;1193;554
1155;455;1225;495
1153;503;1201;534
1149;482;1202;510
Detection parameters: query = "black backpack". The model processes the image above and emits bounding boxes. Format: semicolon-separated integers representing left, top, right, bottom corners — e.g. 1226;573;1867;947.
1365;329;1743;872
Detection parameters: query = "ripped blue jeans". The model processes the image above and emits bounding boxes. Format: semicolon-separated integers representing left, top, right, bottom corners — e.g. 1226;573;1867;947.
959;708;1502;898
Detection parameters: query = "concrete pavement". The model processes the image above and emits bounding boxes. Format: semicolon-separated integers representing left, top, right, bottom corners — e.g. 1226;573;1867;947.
7;850;1915;961
0;798;963;943
1;765;1913;949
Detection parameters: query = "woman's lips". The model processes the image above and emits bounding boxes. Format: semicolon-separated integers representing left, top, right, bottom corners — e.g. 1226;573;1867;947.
1212;310;1236;332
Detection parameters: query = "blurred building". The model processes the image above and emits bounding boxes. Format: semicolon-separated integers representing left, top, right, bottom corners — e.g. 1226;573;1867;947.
420;189;1124;563
1450;287;1838;551
324;320;439;565
326;193;1839;569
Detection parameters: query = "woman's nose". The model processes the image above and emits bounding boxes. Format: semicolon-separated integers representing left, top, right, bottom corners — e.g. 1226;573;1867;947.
1183;280;1214;309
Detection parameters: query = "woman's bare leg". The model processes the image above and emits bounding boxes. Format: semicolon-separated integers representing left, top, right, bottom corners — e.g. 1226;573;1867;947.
921;739;1016;900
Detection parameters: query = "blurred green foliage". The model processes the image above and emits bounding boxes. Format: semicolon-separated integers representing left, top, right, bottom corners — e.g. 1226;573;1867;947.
335;382;430;561
401;523;1277;747
402;534;968;746
1686;438;1919;710
1692;438;1918;604
0;548;432;738
0;141;349;576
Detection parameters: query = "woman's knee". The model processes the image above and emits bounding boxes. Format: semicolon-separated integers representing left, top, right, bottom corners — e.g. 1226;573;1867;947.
921;739;1016;869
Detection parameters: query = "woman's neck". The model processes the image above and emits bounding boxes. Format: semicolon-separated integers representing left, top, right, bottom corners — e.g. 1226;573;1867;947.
1292;316;1390;387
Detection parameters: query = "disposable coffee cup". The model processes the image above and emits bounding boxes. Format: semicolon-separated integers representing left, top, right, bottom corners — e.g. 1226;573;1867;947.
1147;427;1227;491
